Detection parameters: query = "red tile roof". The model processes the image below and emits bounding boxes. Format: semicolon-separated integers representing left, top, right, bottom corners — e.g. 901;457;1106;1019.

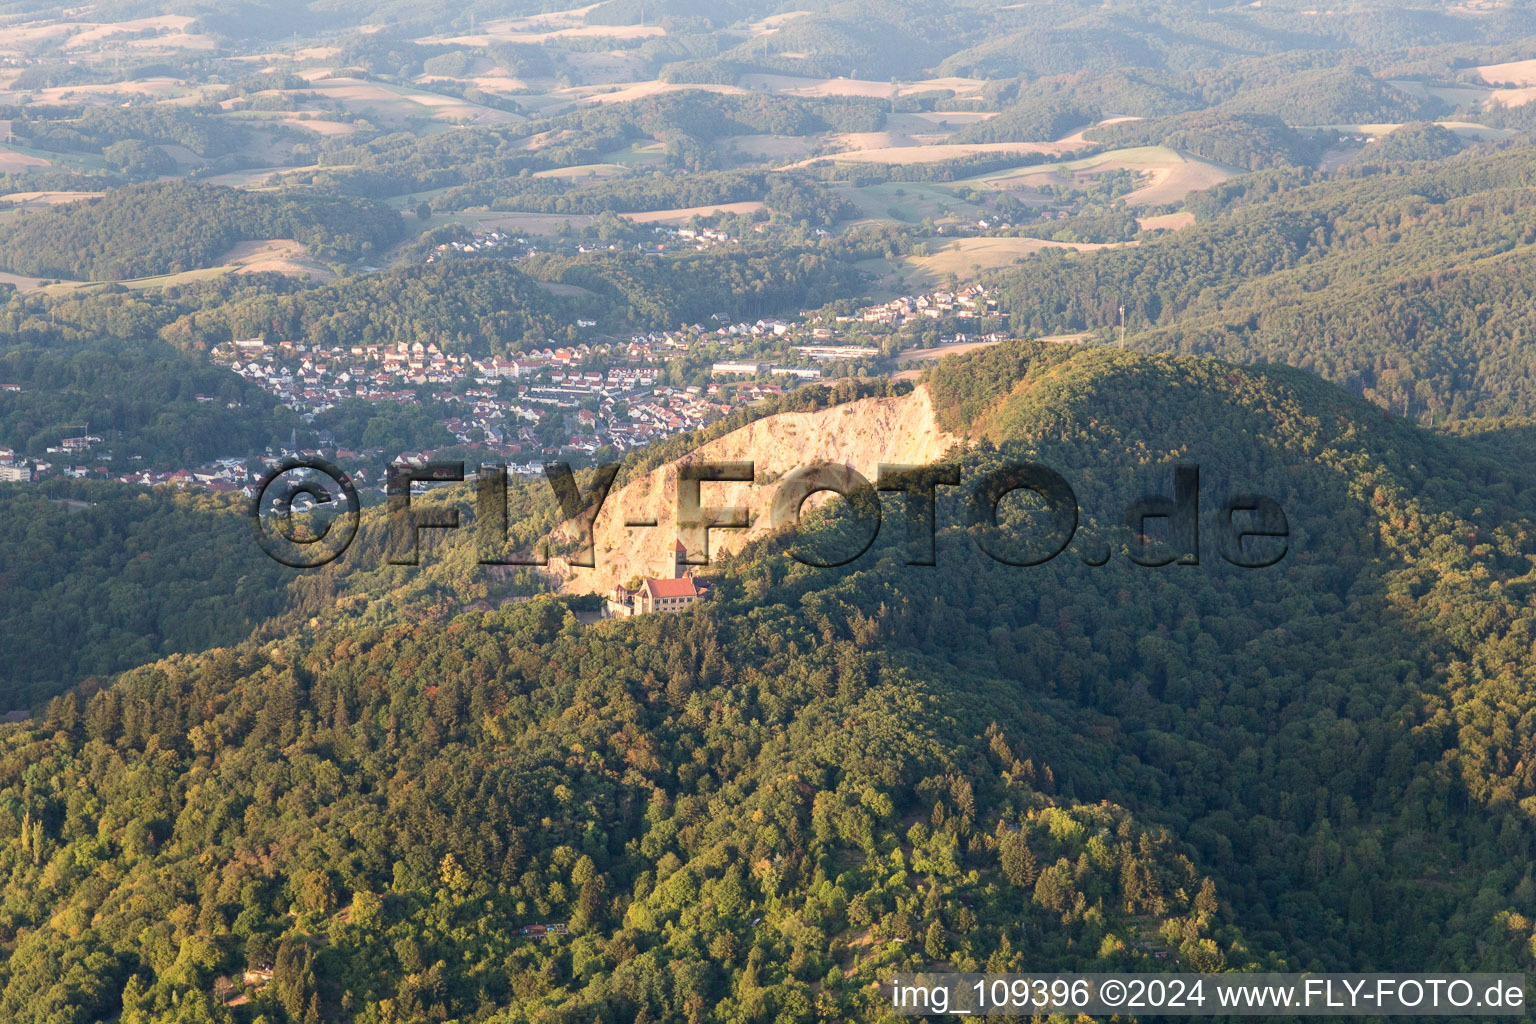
645;577;702;599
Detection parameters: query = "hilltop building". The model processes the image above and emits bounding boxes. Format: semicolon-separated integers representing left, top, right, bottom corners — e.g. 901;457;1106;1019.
605;541;711;617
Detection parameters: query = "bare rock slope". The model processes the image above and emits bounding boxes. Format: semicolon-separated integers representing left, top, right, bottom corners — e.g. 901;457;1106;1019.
551;386;959;594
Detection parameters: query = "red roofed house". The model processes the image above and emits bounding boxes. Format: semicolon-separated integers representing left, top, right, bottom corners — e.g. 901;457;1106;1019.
606;576;710;617
636;576;705;614
605;545;710;617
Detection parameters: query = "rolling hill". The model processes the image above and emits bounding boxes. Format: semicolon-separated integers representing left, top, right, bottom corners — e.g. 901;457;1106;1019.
2;345;1535;1020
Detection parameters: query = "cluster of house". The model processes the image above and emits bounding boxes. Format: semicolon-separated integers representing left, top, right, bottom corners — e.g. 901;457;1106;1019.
425;230;534;263
113;459;253;492
0;281;1007;497
0;447;32;483
710;360;823;380
966;208;1081;232
211;330;821;469
424;225;739;272
1;441;146;484
45;434;103;454
664;224;736;248
838;284;997;328
516;922;570;939
0;432;114;483
223;337;473;411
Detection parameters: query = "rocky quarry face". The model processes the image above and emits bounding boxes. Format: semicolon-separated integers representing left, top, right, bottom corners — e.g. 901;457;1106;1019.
550;386;959;593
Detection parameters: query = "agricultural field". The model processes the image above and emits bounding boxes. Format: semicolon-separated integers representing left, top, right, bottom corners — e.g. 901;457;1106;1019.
870;234;1131;290
962;145;1237;207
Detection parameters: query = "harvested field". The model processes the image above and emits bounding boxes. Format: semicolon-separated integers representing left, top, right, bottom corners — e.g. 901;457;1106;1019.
837;181;984;224
1;190;103;208
1475;57;1536;86
1121;155;1232;206
0;146;49;172
0;15;215;56
1138;211;1195;231
578;82;744;105
531;164;629;181
965;146;1234;206
0;270;63;292
625;201;764;224
1311;120;1514;139
457;212;595;235
745;11;813;35
436;23;662;46
738;73;987;100
20;77;192;102
898;236;1129;286
1482;86;1536;108
283;77;522;125
724;135;817;161
277;117;362;137
217;239;336;280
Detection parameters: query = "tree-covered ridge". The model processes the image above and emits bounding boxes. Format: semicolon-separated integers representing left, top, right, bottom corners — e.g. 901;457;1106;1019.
303;92;888;198
1350;121;1468;168
433;170;853;226
992;141;1536;421
10;104;254;163
1216;66;1442;125
951;70;1202;145
0;594;1239;1023
919;344;1536;965
1084;111;1322;171
0;484;299;711
520;242;867;332
0;182;403;281
2;350;1536;1020
146;236;863;349
0;331;297;466
0;471;565;711
0;381;901;711
157;259;580;355
11;3;1536;1020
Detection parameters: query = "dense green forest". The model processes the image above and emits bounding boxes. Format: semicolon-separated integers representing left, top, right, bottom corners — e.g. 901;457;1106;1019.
148;239;864;349
0;471;562;712
993;140;1536;422
1350;121;1469;167
3;346;1536;1021
1083;112;1323;171
300;92;888;198
0;484;296;709
435;170;852;226
522;244;864;331
12;105;255;163
157;260;581;354
0;332;295;466
0;183;402;281
952;70;1201;144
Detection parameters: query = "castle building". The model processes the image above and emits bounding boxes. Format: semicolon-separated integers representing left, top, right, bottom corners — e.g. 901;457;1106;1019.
605;541;710;616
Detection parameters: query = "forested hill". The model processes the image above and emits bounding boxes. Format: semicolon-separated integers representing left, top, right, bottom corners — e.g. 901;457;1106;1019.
0;182;402;281
3;346;1536;1020
993;140;1536;423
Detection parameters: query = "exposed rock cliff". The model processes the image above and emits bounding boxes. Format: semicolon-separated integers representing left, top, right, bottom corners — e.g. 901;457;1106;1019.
551;386;960;594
